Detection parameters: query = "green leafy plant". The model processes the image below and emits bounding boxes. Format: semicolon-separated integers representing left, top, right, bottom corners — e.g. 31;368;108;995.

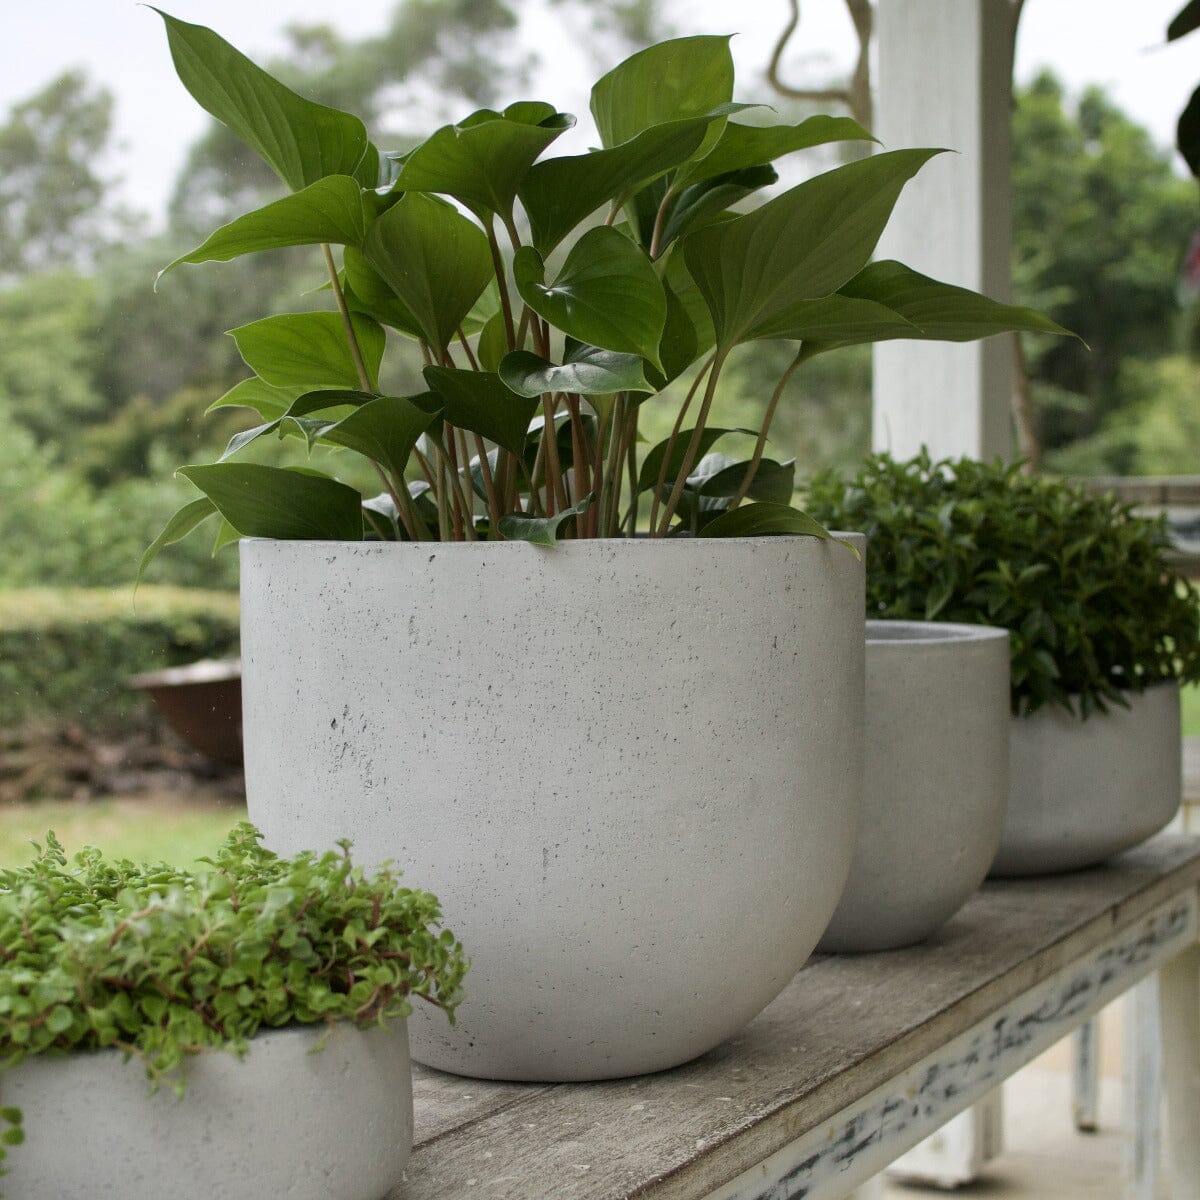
0;823;466;1175
142;14;1068;559
805;451;1200;716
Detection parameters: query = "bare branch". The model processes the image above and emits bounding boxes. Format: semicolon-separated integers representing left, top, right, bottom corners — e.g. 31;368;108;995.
767;0;873;129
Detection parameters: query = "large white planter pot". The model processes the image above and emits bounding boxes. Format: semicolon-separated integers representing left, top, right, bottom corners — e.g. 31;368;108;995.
0;1023;412;1200
818;620;1010;954
241;535;865;1081
990;681;1182;876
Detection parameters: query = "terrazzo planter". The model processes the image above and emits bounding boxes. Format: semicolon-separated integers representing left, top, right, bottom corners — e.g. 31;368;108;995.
240;534;865;1081
990;681;1181;876
818;620;1010;954
0;1023;412;1200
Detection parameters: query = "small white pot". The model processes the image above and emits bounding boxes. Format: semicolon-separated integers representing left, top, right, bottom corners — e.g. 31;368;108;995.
241;535;865;1080
0;1023;412;1200
818;620;1010;953
990;681;1181;876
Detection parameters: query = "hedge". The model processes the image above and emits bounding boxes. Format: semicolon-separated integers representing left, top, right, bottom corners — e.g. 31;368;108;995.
0;587;240;731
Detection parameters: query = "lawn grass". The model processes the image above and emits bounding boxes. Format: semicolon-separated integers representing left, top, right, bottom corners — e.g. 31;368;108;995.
1185;683;1200;738
0;795;245;868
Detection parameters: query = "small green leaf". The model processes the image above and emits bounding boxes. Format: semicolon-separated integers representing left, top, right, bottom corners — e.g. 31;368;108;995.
590;36;734;150
659;165;777;249
179;464;364;541
499;494;594;545
207;377;305;419
498;344;654;398
138;497;219;584
676;115;875;188
160;176;368;276
397;102;574;219
343;247;426;340
317;394;442;482
699;502;837;541
691;455;796;505
229;312;385;390
513;228;665;365
153;10;374;190
638;427;755;492
476;312;509;373
422;368;538;456
362;193;492;353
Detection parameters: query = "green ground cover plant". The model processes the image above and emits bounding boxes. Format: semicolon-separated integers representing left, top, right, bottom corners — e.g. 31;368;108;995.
806;451;1200;716
0;587;238;731
0;823;466;1176
142;13;1066;563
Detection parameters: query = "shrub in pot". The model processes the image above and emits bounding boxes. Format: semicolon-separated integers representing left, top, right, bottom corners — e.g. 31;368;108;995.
0;824;465;1200
142;14;1066;1077
807;451;1200;875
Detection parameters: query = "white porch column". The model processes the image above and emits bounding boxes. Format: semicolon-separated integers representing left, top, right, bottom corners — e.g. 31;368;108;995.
872;0;1016;461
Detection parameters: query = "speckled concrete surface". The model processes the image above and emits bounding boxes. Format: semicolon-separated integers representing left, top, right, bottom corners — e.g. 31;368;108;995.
240;536;866;1080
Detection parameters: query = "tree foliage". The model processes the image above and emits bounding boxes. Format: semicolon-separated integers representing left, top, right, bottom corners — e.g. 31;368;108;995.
1012;71;1197;451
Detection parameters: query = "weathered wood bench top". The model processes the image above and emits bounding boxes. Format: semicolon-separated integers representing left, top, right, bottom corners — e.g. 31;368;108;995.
396;835;1200;1200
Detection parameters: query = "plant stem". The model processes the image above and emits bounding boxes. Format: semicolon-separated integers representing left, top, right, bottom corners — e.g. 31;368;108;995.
623;407;640;535
647;355;714;535
456;425;477;528
456;327;480;371
486;219;517;349
726;349;804;511
648;187;675;259
321;242;424;542
473;433;503;536
542;396;569;515
656;352;726;536
598;395;625;537
444;431;466;540
562;394;590;537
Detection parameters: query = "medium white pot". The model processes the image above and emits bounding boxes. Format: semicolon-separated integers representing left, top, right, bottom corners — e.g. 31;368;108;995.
0;1023;412;1200
241;535;865;1081
990;681;1182;876
818;620;1010;953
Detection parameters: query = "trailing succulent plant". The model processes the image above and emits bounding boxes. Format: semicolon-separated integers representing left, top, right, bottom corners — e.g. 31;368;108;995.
143;13;1068;562
805;451;1200;716
0;823;466;1175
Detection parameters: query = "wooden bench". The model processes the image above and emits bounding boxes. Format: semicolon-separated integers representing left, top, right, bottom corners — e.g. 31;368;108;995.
396;836;1200;1199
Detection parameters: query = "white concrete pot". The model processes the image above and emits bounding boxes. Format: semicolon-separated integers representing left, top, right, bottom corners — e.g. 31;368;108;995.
240;535;865;1081
0;1023;412;1200
818;620;1010;954
990;681;1182;876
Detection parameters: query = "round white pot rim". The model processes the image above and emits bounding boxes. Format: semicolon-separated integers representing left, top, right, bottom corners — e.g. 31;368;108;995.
866;619;1010;647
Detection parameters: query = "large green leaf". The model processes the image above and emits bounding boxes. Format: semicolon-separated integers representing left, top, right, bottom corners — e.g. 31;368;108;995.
498;344;654;398
513;228;665;364
637;426;754;492
737;292;917;346
153;10;374;191
138;497;219;583
229;311;385;390
675;116;874;188
681;148;943;351
178;464;364;541
590;36;734;150
699;502;835;540
362;193;492;353
317;394;443;481
343;247;425;339
498;494;593;546
520;108;734;255
422;368;539;456
834;260;1076;342
398;102;574;220
161;176;368;276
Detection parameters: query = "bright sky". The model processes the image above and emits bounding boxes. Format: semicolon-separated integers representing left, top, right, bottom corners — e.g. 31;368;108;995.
2;0;1198;225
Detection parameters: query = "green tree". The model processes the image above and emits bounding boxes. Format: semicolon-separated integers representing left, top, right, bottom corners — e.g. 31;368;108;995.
1012;71;1197;451
0;71;140;278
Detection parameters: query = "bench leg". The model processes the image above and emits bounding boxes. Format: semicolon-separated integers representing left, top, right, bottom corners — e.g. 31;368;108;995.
1074;1016;1101;1132
1122;976;1162;1200
1160;944;1200;1200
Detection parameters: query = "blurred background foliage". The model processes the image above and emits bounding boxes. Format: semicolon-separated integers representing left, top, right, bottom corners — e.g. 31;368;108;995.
0;0;1197;604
